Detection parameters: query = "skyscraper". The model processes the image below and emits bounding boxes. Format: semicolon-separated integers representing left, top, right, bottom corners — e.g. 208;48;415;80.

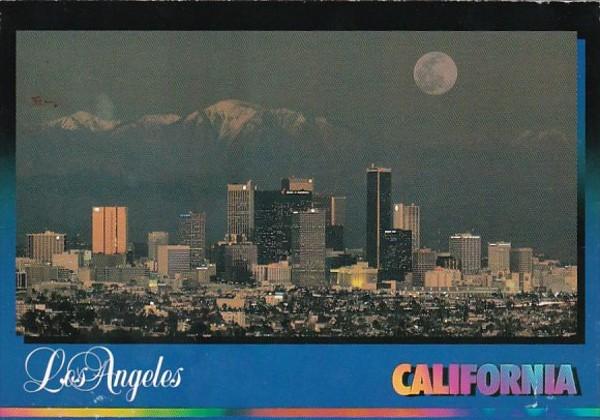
157;245;190;277
393;203;421;252
92;206;128;255
488;242;511;274
227;181;255;242
147;231;169;261
449;233;482;275
177;211;206;267
27;231;66;263
413;248;437;286
366;165;392;268
254;189;313;264
510;247;533;273
290;209;327;288
379;229;412;282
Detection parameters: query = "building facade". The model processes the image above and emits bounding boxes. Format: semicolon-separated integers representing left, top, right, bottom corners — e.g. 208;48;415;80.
393;203;421;252
488;242;511;274
379;229;412;282
510;247;533;273
177;211;206;267
147;231;169;261
290;209;327;288
412;248;437;286
92;206;128;255
254;189;313;264
366;165;392;268
157;245;191;277
449;233;482;274
27;231;66;263
227;181;255;242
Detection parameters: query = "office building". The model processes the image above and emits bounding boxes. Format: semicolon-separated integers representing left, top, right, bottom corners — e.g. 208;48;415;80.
379;229;412;282
92;206;128;255
290;209;327;288
157;245;191;277
366;165;392;268
393;203;420;252
510;247;533;273
177;211;206;267
27;231;66;263
254;189;313;264
488;242;511;274
449;233;481;275
227;181;255;241
147;231;169;261
413;248;437;286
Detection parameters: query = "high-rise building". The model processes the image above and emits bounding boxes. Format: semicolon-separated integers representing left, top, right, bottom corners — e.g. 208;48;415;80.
177;211;206;267
92;206;128;255
27;231;66;263
281;177;314;192
379;229;412;282
366;165;392;268
254;189;313;264
488;242;511;274
449;233;481;275
290;209;327;288
147;231;169;261
393;203;420;252
510;247;533;273
157;245;190;277
412;248;437;286
227;181;255;242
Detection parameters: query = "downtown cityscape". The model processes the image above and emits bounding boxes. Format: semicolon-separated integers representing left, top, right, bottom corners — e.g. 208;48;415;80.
16;168;577;341
15;32;577;341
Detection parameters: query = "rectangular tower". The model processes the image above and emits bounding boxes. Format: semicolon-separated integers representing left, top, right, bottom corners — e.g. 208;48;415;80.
488;242;511;274
227;181;255;242
290;209;327;288
366;165;392;268
393;203;420;252
449;233;482;275
92;206;128;255
177;211;206;267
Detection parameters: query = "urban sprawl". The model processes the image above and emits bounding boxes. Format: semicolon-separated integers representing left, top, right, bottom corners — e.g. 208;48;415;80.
17;167;577;340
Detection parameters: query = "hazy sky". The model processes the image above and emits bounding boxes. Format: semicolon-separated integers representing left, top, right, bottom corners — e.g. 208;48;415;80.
16;31;578;261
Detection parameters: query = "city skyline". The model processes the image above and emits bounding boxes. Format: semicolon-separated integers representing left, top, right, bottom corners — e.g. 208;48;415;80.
16;31;577;263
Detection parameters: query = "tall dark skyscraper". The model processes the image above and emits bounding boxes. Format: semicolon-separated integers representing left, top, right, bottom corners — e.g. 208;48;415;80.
379;229;412;282
254;189;313;264
366;165;392;268
177;211;206;267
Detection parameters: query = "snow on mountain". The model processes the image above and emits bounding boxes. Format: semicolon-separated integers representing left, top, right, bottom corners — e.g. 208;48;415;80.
46;111;120;132
43;100;327;141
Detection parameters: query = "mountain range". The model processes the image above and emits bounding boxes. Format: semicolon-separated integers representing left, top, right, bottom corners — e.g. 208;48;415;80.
17;99;577;261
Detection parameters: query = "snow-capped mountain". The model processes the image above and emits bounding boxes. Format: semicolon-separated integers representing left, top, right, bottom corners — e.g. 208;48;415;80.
46;111;120;132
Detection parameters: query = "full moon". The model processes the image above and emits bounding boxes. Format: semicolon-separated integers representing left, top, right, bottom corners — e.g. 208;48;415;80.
413;52;457;95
